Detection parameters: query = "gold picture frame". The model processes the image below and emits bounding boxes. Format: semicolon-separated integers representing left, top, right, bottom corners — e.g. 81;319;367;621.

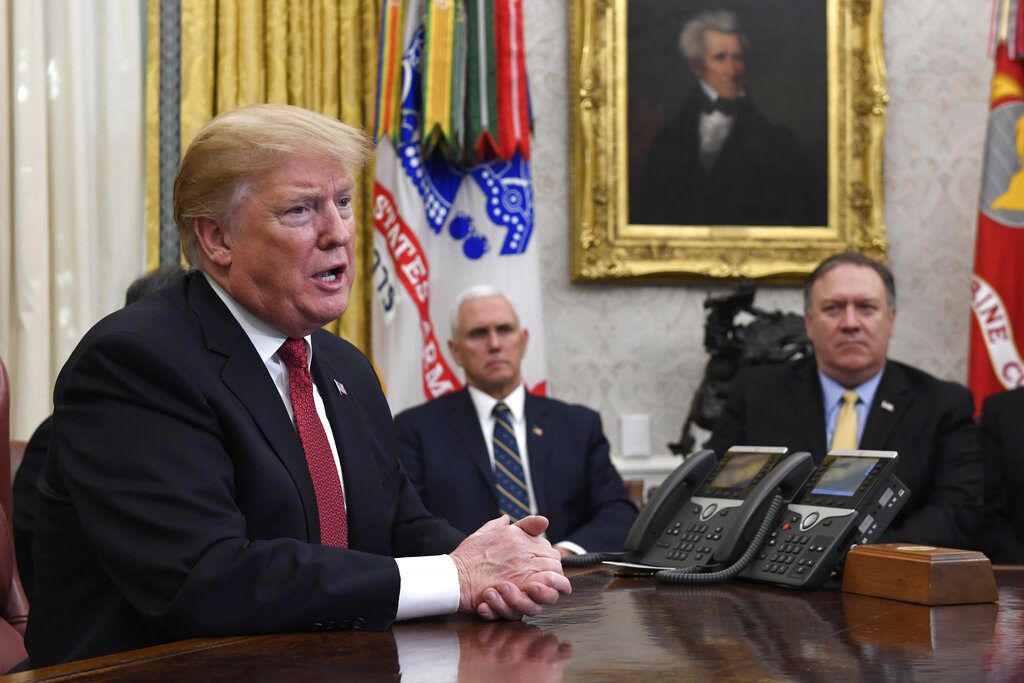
570;0;888;283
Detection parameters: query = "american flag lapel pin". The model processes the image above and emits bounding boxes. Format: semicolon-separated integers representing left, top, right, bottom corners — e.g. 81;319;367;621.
880;400;894;413
335;379;348;396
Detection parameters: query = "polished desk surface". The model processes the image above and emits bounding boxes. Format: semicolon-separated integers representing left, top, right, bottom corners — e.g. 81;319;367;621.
9;566;1024;681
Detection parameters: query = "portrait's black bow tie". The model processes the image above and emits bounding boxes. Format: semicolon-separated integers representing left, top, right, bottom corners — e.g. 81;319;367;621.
701;97;742;116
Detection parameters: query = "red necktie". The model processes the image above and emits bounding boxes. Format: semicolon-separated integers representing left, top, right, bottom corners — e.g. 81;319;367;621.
277;338;348;548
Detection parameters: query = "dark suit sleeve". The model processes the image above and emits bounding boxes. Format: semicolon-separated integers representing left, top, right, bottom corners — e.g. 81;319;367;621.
558;410;638;552
880;385;984;549
46;332;410;638
977;395;1024;562
393;412;428;503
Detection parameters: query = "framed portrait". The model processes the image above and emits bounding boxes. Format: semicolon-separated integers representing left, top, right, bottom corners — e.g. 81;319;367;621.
570;0;888;282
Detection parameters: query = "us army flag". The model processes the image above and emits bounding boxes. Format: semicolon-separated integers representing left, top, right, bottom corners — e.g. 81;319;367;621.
371;2;546;414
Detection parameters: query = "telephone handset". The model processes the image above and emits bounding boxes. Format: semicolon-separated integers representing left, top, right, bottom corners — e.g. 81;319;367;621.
625;446;814;572
711;449;818;566
623;448;718;556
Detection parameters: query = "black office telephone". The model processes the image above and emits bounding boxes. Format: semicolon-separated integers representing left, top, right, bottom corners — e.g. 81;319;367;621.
616;446;815;582
739;449;909;588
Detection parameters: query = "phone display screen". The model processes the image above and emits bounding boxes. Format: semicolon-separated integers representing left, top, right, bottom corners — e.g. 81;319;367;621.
811;457;878;496
707;451;773;491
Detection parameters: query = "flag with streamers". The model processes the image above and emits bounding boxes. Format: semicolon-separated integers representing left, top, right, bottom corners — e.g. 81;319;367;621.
371;0;546;415
970;0;1024;409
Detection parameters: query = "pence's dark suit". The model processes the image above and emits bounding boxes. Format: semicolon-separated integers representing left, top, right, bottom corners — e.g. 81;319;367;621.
25;272;463;666
706;357;983;549
633;85;818;227
394;389;637;552
978;388;1024;562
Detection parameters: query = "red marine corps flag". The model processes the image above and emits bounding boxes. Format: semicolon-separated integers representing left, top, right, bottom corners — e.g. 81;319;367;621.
969;0;1024;409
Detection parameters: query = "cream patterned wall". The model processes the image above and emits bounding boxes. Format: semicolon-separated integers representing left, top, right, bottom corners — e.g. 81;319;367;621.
523;1;992;455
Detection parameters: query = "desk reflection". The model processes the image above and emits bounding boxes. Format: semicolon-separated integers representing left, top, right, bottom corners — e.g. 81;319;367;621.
7;567;1021;681
618;580;869;680
394;619;571;682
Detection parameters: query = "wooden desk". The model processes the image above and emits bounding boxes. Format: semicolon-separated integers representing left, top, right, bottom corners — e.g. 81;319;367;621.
9;567;1024;681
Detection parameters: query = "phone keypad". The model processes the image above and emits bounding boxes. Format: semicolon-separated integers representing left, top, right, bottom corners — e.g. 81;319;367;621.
755;532;827;575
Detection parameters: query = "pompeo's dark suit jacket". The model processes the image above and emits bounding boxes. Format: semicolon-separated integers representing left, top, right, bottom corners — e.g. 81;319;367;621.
394;389;638;552
978;388;1024;563
705;357;983;549
25;272;464;667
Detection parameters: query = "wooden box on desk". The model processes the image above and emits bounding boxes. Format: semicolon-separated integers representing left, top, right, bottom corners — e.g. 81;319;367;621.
842;544;997;605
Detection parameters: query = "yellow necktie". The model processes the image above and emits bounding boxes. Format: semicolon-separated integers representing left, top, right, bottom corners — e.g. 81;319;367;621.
831;390;859;450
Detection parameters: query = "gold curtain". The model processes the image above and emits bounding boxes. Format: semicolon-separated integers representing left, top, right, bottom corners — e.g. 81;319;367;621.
146;0;380;350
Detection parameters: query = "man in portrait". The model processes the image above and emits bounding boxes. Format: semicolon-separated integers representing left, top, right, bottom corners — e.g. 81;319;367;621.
633;9;816;227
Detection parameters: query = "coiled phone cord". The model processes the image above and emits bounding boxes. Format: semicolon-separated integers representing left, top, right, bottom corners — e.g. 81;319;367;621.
654;494;784;585
560;551;625;568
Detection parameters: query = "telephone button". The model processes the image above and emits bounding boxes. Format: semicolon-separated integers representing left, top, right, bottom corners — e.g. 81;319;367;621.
800;512;820;531
796;566;806;575
700;504;718;521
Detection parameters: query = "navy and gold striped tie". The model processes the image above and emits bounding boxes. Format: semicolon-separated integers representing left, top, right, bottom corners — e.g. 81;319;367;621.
492;402;530;520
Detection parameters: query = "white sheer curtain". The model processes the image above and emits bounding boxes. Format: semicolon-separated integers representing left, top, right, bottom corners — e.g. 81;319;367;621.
0;0;145;439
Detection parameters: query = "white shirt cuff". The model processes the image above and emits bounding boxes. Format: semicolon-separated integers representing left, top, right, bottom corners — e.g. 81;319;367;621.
555;540;586;556
395;555;461;621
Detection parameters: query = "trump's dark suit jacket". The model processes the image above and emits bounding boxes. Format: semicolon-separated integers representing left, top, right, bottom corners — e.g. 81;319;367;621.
25;272;464;666
978;388;1024;563
705;357;983;549
394;389;637;552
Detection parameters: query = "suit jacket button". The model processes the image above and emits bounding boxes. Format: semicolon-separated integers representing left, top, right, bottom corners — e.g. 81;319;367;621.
353;618;365;630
